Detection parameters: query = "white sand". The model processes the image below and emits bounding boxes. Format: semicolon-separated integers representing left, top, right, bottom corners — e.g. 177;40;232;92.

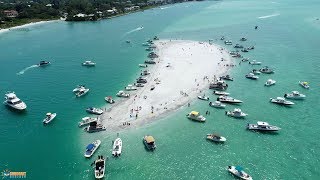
0;20;59;34
101;40;234;131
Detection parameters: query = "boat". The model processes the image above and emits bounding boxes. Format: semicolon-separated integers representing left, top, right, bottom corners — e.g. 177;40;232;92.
249;60;261;65
82;60;96;66
299;81;309;89
43;112;57;124
144;60;156;64
143;135;156;150
220;36;225;40
229;51;239;55
220;75;233;81
247;46;255;50
86;107;104;115
94;155;106;179
136;83;144;87
126;40;131;43
259;66;274;74
227;166;252;180
84;140;101;158
78;117;98;127
198;94;209;101
142;42;150;46
84;121;106;133
186;111;206;122
234;44;244;48
153;36;159;40
125;84;137;91
145;47;153;51
224;40;232;45
240;37;247;41
112;138;122;157
139;64;148;68
209;101;226;108
150;85;155;91
247;121;281;132
105;96;115;104
76;88;89;97
265;79;276;86
251;69;261;75
38;60;50;66
226;108;247;118
217;96;243;104
136;77;147;83
241;48;249;52
232;54;242;58
140;70;151;76
270;97;294;105
209;80;228;90
3;92;27;110
213;91;230;96
148;52;158;58
116;90;130;98
245;73;259;80
241;58;250;62
284;91;306;100
147;39;153;44
73;85;86;92
206;133;226;142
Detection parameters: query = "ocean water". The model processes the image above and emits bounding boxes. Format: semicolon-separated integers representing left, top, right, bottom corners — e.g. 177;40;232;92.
0;0;319;179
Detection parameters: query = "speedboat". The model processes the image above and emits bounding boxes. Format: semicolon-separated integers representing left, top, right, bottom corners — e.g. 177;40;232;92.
43;112;57;124
259;66;274;74
245;73;259;80
299;81;309;89
112;138;122;157
232;54;242;58
234;44;244;48
251;69;261;75
38;60;50;66
136;83;144;87
84;140;101;158
209;101;226;108
186;111;206;122
84;122;106;133
76;88;89;97
270;97;294;105
247;121;281;132
265;79;276;86
116;91;130;98
249;60;261;65
105;96;115;104
227;166;252;180
217;96;243;104
82;60;96;66
141;70;151;76
73;85;85;92
240;37;247;41
86;107;104;115
226;108;247;118
284;91;306;100
242;58;250;62
206;133;226;142
78;117;98;127
94;155;106;179
198;94;209;101
209;80;228;90
143;135;156;151
144;60;156;64
125;84;137;91
136;77;147;83
213;91;230;96
224;40;232;45
220;75;233;81
3;92;27;110
241;48;249;52
139;64;148;68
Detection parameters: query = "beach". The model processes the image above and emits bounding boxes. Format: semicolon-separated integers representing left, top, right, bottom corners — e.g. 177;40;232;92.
0;20;59;34
101;40;234;130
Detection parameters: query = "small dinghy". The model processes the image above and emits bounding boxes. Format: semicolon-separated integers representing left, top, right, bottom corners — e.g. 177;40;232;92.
76;88;89;97
265;79;276;86
78;117;98;127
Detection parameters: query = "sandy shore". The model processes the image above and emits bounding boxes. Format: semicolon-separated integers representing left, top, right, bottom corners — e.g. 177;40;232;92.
101;40;234;131
0;20;59;34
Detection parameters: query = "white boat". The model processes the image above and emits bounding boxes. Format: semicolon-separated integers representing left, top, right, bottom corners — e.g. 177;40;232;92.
284;91;306;100
94;155;106;179
125;84;137;91
112;138;122;157
43;112;57;124
220;75;233;81
227;166;252;180
242;58;250;62
265;79;276;86
226;108;247;118
251;69;261;75
82;60;96;66
299;81;309;89
116;91;130;98
209;80;228;90
224;40;232;45
186;111;206;122
245;73;259;80
139;64;148;68
78;117;98;127
86;107;104;115
3;92;27;110
259;66;274;74
84;140;101;158
73;85;86;92
209;101;226;108
247;121;281;132
206;133;226;142
240;37;247;41
234;44;244;48
249;60;261;65
217;96;242;104
105;96;115;104
213;91;230;96
270;97;294;105
198;94;209;101
143;135;156;150
140;70;151;76
76;88;89;97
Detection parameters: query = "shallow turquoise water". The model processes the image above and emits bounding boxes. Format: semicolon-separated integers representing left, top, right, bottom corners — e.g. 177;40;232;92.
0;0;319;179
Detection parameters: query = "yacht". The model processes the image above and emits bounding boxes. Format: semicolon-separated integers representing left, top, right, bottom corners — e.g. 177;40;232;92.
245;73;259;80
186;111;206;122
265;79;276;86
82;60;96;66
94;155;106;179
217;96;243;104
144;60;156;64
209;101;226;108
136;77;147;84
76;88;89;97
38;60;50;66
220;75;233;81
224;40;232;45
206;133;226;142
139;64;148;68
112;138;122;157
3;92;27;110
84;140;101;158
78;117;98;127
299;81;309;89
86;107;104;115
141;70;151;76
72;85;85;92
105;96;115;104
198;94;209;101
84;121;106;133
284;91;306;100
43;112;57;124
247;121;281;132
249;60;261;65
234;44;244;48
125;84;137;91
229;51;239;55
270;97;294;105
116;91;130;98
227;166;252;180
240;37;247;41
251;69;261;75
226;108;247;118
259;66;274;74
209;80;228;90
213;91;230;96
143;135;156;151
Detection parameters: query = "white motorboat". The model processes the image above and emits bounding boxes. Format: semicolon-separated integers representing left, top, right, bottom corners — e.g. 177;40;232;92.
73;85;85;92
224;40;232;45
220;75;233;81
247;121;281;132
84;140;101;158
140;70;151;76
76;88;89;97
112;138;122;157
206;133;226;142
259;66;274;74
227;166;252;180
213;91;230;96
186;111;206;122
3;92;27;110
249;60;262;65
245;73;259;80
265;79;276;86
270;97;294;105
125;84;137;91
105;96;115;104
86;107;104;115
226;108;247;118
78;117;98;127
94;155;106;179
299;81;309;89
116;91;130;98
198;94;209;101
234;44;244;48
284;91;306;100
139;64;148;68
217;96;242;104
209;101;226;108
82;60;96;66
143;135;156;151
251;69;261;75
84;122;106;133
43;112;57;124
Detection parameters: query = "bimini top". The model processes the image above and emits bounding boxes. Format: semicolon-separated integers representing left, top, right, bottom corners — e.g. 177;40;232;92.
191;111;199;116
302;82;308;85
46;112;52;116
257;121;269;126
145;136;155;143
86;143;95;150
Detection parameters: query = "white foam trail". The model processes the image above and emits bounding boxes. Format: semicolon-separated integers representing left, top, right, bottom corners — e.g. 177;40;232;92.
122;26;144;37
160;7;171;10
258;13;280;19
17;65;38;75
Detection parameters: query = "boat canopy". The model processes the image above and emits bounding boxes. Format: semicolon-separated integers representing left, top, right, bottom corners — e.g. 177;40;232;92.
86;143;95;150
46;112;52;116
190;111;199;116
145;136;155;143
302;82;308;85
257;121;269;126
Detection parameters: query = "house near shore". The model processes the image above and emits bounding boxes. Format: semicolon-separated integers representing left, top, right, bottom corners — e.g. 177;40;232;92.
124;6;140;12
3;10;18;18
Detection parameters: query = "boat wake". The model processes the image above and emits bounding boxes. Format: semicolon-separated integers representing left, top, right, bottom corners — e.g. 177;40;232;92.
17;65;38;75
258;13;280;19
123;26;144;37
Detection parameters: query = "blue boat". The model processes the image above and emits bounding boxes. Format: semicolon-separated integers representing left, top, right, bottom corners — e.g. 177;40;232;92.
84;140;101;158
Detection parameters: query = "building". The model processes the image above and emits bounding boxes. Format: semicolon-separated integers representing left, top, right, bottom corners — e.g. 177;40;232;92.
3;10;18;18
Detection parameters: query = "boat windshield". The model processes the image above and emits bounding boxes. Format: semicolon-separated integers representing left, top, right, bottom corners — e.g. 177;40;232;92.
13;100;22;105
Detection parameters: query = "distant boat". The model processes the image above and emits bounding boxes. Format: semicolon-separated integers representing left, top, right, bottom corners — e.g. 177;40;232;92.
217;96;242;104
82;60;96;66
234;44;244;48
226;108;247;118
84;140;101;158
112;138;122;157
265;79;276;86
186;111;206;122
259;66;274;74
299;81;309;89
224;40;232;45
209;101;226;108
139;64;148;68
227;166;252;180
143;135;156;151
247;121;281;132
105;96;115;104
76;88;89;97
3;92;27;111
84;121;106;133
78;117;98;127
284;91;306;100
213;91;230;96
270;97;294;106
73;85;86;93
116;91;130;98
249;60;261;65
198;94;209;101
240;37;247;41
245;73;259;80
38;60;50;66
94;155;106;179
125;84;137;91
43;112;57;124
220;75;233;81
